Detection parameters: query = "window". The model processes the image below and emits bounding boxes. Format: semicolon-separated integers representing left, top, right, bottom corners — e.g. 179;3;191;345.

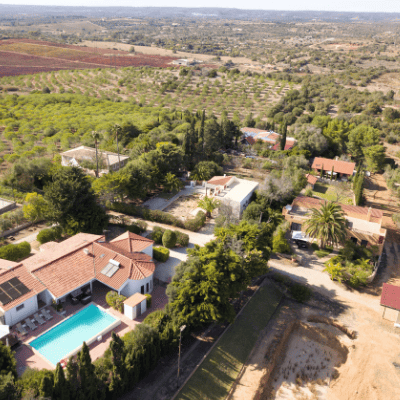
16;304;25;312
141;285;144;294
146;283;149;292
291;223;302;231
350;237;358;244
361;240;368;247
347;221;353;229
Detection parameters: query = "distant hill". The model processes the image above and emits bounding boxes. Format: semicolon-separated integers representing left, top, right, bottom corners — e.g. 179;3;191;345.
0;5;398;22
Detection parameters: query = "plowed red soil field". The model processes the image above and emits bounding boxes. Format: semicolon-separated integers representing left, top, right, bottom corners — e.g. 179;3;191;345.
0;39;178;77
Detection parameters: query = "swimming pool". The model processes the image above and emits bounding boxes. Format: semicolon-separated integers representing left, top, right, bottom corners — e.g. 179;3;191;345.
30;303;120;366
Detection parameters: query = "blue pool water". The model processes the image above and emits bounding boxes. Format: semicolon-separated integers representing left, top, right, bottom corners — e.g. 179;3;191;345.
30;304;117;366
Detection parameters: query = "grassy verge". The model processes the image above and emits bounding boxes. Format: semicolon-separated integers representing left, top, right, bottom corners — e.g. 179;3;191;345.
315;246;333;258
311;183;352;204
176;282;282;400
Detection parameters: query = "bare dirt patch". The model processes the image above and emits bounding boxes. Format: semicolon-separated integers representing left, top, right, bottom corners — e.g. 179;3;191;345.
164;194;203;220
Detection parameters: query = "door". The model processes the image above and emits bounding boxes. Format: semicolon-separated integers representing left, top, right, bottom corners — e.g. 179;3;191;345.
136;302;142;317
141;285;144;294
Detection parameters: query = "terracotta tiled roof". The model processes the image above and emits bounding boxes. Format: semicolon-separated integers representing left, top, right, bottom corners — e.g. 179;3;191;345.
305;174;318;185
380;283;400;310
0;259;20;270
124;292;147;307
291;196;383;224
245;136;256;145
110;231;153;253
271;140;296;151
0;265;45;311
207;176;234;186
312;157;356;176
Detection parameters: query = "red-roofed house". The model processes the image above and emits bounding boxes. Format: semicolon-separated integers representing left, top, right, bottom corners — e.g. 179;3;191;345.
282;196;387;254
0;231;155;326
381;283;400;325
311;157;356;180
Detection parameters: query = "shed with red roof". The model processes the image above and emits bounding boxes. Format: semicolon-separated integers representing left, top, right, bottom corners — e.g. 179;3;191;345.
381;283;400;325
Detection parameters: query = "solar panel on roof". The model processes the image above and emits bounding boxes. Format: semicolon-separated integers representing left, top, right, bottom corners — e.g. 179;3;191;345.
0;278;30;305
106;265;119;278
101;260;120;278
101;263;114;276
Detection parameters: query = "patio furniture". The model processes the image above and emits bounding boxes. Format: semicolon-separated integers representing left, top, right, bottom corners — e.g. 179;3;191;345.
34;313;46;325
71;296;79;306
42;309;53;321
24;319;37;331
81;295;92;305
16;323;27;336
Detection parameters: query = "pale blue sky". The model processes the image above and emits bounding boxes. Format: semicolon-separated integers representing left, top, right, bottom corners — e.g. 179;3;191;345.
1;0;400;13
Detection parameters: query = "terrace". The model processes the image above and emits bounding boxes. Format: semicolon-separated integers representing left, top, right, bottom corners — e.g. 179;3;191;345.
13;281;168;375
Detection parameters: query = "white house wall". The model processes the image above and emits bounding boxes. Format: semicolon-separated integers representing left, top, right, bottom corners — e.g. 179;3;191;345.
4;296;38;325
142;244;153;257
119;275;153;298
38;289;55;306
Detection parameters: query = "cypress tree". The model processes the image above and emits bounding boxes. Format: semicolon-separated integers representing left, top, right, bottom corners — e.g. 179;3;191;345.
39;375;53;399
109;332;127;398
331;166;334;181
320;164;324;178
66;356;79;400
280;123;287;150
53;363;70;400
77;342;98;400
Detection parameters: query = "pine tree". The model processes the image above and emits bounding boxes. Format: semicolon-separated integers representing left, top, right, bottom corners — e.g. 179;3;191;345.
53;363;70;400
77;342;98;400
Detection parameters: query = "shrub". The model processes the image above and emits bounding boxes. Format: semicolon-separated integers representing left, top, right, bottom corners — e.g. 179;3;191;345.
153;246;170;262
305;187;313;197
105;291;126;313
184;211;206;231
311;242;319;251
272;230;291;254
150;227;164;244
290;283;312;303
315;247;333;258
145;294;152;308
125;221;147;235
162;230;177;249
176;231;189;247
0;241;31;261
142;309;165;329
37;226;63;244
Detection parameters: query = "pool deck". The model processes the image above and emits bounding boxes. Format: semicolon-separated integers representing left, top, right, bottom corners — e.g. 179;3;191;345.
14;282;168;375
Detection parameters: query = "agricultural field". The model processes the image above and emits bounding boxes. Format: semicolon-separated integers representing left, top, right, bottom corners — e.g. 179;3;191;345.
0;39;178;77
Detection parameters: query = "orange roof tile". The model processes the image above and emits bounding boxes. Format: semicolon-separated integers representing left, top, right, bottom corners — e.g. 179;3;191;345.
207;176;234;186
381;283;400;310
312;157;356;176
305;174;318;185
110;231;153;253
291;196;383;224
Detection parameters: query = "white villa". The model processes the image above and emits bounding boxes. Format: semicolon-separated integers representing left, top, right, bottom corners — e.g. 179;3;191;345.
0;232;155;326
61;146;129;173
206;175;259;218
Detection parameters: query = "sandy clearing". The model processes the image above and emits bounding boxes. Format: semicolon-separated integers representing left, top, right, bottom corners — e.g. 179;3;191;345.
78;40;256;65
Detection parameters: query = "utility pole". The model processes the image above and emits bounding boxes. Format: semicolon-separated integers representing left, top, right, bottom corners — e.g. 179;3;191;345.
177;325;186;388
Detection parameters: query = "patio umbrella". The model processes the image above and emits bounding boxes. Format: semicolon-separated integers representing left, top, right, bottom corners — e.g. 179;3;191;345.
0;325;10;339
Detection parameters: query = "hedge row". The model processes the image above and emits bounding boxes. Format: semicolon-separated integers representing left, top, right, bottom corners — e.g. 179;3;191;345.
106;201;206;232
150;226;189;247
0;241;31;261
37;226;63;245
153;246;170;262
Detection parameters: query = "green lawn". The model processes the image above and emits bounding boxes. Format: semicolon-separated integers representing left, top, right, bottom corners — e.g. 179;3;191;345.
311;183;353;204
176;282;282;400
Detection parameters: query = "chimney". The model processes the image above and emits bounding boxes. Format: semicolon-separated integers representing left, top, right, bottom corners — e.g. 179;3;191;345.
367;207;372;222
103;229;110;243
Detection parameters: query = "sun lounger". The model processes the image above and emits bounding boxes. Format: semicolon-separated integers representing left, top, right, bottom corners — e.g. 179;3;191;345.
24;318;37;331
42;309;53;321
16;323;27;336
34;313;46;325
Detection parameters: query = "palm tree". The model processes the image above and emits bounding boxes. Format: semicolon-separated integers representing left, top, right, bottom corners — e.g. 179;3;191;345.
305;201;347;249
198;196;221;218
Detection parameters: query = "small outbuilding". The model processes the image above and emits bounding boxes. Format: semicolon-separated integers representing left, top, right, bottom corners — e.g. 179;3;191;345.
305;174;318;189
124;292;147;320
380;283;400;326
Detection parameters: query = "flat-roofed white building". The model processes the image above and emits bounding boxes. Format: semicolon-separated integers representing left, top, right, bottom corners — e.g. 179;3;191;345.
61;146;129;173
206;175;259;218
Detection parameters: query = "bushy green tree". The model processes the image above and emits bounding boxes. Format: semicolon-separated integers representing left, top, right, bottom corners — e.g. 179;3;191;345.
53;363;70;400
44;166;108;235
